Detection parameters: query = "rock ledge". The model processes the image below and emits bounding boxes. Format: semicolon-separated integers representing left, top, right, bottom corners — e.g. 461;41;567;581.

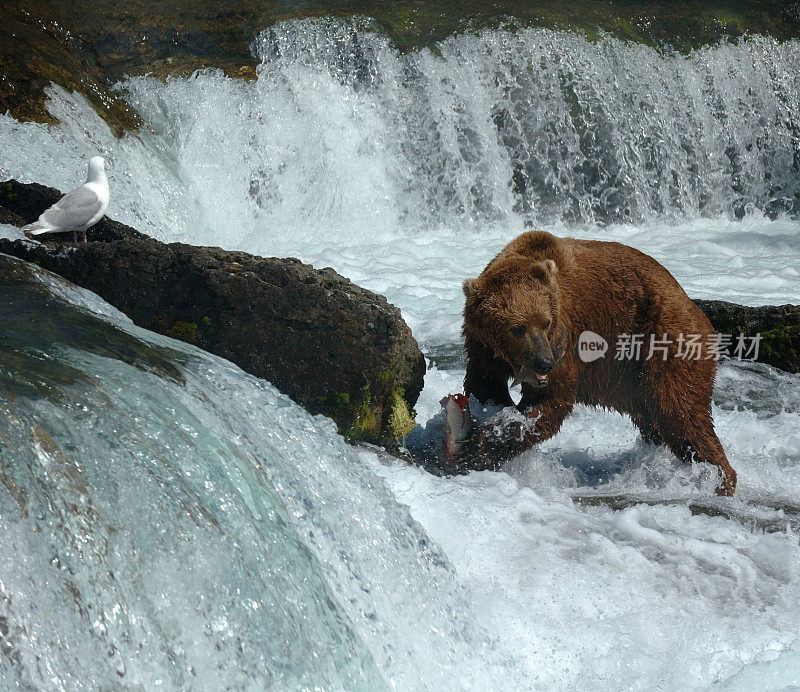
0;180;425;442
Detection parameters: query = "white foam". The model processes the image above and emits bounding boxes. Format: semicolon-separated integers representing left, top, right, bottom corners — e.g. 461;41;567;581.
363;376;800;688
0;223;28;241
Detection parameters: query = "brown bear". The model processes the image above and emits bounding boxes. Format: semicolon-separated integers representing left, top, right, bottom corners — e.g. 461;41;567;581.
458;230;736;496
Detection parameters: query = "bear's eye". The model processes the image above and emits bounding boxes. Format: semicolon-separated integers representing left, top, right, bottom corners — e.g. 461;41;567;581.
543;319;551;330
510;325;526;338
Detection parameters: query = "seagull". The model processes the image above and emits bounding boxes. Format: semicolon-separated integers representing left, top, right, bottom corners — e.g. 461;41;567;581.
22;156;109;243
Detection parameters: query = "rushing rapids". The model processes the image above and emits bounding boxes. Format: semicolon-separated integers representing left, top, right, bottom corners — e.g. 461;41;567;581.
0;254;512;689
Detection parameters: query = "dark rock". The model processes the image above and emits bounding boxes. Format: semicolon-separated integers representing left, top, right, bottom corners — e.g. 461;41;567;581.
0;182;425;442
693;300;800;374
0;6;142;136
0;207;25;228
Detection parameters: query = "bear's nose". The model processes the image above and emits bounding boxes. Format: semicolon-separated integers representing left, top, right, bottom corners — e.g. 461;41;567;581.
533;356;554;375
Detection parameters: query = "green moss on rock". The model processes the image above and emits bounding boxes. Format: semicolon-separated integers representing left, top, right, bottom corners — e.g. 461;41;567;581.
347;391;380;441
151;315;199;345
387;387;416;448
759;325;800;372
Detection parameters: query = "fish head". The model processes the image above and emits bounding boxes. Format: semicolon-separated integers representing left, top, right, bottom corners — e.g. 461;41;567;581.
440;393;473;452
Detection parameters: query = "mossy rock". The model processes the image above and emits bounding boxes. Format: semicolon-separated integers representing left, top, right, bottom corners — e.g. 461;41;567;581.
0;194;427;446
151;315;199;345
387;387;416;448
759;325;800;373
693;299;800;374
347;390;381;441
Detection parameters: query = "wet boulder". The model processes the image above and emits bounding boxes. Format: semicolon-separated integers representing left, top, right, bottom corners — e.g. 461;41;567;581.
0;181;425;443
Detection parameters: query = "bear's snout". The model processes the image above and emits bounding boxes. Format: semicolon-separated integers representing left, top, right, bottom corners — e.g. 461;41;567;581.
533;355;554;375
510;333;555;388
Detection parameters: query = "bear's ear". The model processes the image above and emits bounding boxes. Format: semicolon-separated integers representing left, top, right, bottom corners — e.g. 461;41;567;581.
462;278;479;298
530;259;557;282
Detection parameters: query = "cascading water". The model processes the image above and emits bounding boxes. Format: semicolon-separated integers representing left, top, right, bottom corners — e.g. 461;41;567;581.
3;21;799;240
0;253;514;689
250;20;800;226
2;17;800;690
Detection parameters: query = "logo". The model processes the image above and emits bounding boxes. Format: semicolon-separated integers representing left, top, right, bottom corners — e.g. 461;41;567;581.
575;332;761;362
578;331;608;362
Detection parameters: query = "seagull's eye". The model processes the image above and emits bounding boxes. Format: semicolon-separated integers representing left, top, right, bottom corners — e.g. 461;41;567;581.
511;325;526;338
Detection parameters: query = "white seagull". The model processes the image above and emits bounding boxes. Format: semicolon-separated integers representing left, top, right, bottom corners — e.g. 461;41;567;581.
22;156;109;243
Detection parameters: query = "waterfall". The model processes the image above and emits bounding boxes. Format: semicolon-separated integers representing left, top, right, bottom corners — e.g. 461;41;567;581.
250;20;800;226
0;255;512;689
1;21;798;245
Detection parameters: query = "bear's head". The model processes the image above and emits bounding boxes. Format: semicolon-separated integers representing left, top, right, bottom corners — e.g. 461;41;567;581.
463;254;564;388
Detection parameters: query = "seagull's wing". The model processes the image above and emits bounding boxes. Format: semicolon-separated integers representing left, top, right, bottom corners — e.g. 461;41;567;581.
26;185;102;235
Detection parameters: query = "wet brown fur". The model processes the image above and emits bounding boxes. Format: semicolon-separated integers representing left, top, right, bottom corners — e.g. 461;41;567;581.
461;230;736;496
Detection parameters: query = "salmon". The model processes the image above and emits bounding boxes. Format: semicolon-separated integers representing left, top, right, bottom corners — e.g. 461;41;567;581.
440;393;473;461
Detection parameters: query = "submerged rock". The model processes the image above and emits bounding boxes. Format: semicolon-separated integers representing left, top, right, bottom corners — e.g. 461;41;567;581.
0;181;425;442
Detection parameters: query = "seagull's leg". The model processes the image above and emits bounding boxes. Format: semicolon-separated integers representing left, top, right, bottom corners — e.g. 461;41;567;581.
73;229;78;243
81;228;88;243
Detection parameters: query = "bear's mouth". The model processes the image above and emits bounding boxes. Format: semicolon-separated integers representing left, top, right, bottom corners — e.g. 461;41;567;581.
511;367;549;388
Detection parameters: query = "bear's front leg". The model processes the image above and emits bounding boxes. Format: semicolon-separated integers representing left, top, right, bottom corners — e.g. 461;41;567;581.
453;400;574;472
463;332;515;407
